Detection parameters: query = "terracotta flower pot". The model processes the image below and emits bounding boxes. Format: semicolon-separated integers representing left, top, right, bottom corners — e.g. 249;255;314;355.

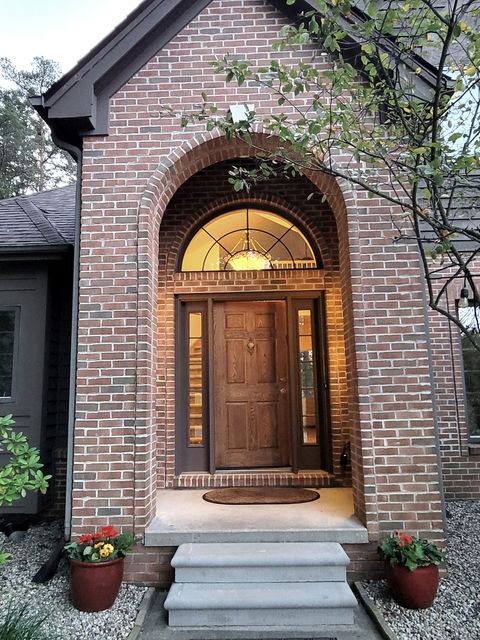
69;556;125;612
385;562;439;609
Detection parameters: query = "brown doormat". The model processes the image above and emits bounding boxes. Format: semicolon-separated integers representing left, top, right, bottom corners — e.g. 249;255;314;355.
202;487;320;505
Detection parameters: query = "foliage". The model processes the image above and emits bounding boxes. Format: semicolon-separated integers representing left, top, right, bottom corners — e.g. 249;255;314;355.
0;57;75;199
178;0;480;341
64;525;136;563
0;548;11;569
0;604;60;640
379;530;444;571
0;415;51;508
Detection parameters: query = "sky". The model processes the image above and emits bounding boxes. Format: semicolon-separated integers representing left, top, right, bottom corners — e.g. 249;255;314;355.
0;0;141;76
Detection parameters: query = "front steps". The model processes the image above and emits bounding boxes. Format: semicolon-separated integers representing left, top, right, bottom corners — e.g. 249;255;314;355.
164;542;357;628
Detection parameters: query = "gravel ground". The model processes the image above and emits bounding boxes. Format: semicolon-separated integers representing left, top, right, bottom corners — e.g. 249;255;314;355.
0;521;148;640
363;501;480;640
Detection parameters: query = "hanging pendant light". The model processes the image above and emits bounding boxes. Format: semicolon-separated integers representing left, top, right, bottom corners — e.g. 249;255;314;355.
224;208;272;271
228;249;272;271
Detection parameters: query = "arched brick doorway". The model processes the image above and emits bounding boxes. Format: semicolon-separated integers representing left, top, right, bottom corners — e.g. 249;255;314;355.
134;132;369;531
159;164;343;483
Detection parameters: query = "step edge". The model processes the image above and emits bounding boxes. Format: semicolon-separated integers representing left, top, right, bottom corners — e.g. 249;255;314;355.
165;583;358;610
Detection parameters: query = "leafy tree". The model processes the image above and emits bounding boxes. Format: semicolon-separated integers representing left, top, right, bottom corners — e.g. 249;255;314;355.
0;57;75;199
180;0;480;341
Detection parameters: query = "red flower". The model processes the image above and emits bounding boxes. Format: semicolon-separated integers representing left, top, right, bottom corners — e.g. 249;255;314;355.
398;532;413;547
78;533;94;545
97;525;119;539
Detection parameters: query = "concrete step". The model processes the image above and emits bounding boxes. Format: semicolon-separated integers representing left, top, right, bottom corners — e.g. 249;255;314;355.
165;581;357;627
172;542;349;582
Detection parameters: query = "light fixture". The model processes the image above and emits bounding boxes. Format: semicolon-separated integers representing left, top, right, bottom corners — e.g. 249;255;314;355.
228;250;272;271
229;103;255;123
340;441;351;468
224;208;272;271
458;282;470;308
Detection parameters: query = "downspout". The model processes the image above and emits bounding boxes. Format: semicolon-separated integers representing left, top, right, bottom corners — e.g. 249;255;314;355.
51;133;82;542
418;256;447;530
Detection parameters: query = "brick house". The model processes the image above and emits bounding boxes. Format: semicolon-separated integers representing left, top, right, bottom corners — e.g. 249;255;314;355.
1;0;479;601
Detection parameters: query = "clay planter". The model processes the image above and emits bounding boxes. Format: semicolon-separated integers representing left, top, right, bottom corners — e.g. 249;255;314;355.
385;562;439;609
69;556;125;612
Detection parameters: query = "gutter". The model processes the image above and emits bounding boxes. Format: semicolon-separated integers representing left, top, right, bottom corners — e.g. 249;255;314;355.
50;132;83;543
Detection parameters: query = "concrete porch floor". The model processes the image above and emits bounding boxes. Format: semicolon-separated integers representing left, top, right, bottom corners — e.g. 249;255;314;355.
144;488;368;546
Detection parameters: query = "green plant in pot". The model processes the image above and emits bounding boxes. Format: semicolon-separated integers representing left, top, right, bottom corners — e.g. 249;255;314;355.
64;525;136;612
379;531;444;609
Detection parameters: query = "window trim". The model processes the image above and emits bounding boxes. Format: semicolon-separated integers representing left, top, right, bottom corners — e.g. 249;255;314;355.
0;306;20;404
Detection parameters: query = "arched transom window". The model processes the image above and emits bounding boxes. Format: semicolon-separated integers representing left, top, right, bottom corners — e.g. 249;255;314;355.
181;208;318;272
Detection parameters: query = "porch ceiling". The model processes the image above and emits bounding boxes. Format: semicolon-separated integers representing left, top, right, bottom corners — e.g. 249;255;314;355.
144;487;368;546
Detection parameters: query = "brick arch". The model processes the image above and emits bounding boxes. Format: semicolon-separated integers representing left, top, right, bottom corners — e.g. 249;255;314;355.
138;131;351;238
134;132;374;530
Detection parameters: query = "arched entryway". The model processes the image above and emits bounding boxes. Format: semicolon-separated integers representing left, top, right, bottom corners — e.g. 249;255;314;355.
156;157;352;490
133;132;371;534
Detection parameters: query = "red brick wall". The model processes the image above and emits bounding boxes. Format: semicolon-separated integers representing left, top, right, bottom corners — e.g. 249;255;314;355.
73;0;446;582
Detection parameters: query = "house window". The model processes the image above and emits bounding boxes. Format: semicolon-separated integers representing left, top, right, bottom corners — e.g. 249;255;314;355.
459;305;480;439
0;309;16;399
181;208;318;271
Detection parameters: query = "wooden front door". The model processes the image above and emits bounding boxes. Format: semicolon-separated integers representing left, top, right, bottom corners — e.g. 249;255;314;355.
213;301;290;468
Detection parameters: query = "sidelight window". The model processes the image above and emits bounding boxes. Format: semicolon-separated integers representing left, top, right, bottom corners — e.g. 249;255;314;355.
296;307;319;446
187;311;205;446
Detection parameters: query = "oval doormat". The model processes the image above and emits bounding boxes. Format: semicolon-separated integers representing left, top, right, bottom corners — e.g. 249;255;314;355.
202;487;320;505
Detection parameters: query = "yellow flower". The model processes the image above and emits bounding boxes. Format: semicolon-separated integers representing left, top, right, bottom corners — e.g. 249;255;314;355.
94;541;104;548
100;544;114;558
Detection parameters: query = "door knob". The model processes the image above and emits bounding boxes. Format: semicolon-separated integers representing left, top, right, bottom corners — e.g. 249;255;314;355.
247;339;255;354
280;387;287;394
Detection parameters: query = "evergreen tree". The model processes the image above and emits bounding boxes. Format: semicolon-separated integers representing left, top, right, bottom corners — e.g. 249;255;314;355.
0;57;75;199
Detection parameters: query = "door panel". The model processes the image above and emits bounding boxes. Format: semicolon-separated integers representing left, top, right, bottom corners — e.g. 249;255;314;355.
226;403;248;450
226;340;246;383
214;301;290;468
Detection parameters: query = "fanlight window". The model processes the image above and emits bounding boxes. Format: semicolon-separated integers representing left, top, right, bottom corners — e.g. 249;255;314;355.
181;208;318;272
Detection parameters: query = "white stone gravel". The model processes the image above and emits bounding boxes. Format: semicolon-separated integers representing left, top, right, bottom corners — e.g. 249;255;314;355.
363;500;480;640
0;521;148;640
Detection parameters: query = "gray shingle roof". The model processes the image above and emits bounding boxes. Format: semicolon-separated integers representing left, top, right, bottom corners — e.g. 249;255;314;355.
0;185;75;250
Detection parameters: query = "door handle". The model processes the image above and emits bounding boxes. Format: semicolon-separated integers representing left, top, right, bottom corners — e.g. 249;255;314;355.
280;387;287;394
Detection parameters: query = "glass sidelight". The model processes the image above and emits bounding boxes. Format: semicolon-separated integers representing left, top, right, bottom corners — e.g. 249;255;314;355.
188;311;204;445
296;308;319;445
